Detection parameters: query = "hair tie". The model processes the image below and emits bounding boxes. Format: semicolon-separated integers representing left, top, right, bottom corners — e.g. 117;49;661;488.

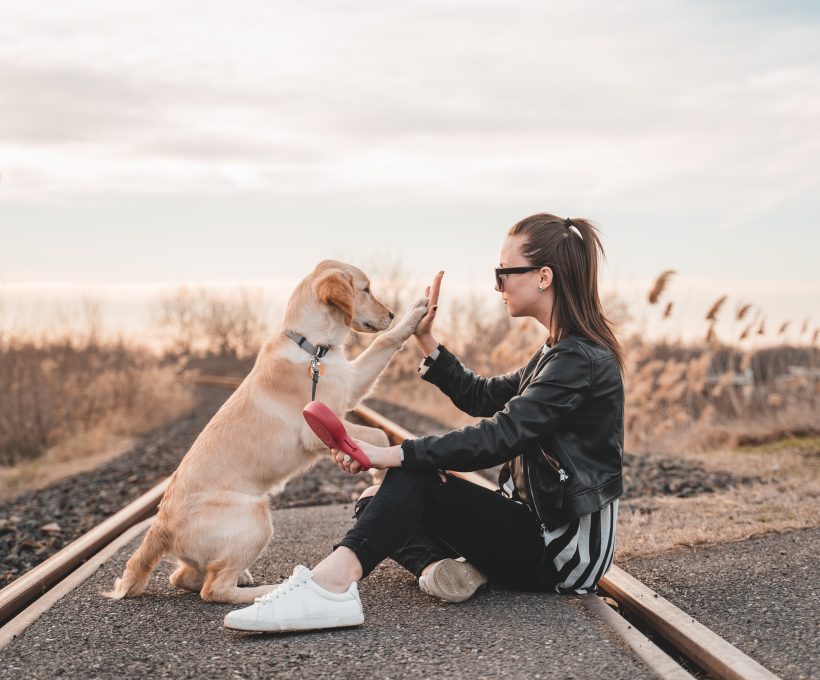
565;217;584;241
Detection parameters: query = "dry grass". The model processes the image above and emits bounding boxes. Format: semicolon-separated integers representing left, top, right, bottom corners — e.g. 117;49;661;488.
0;430;136;499
647;270;676;305
0;366;195;498
0;298;197;497
0;358;196;498
617;434;820;562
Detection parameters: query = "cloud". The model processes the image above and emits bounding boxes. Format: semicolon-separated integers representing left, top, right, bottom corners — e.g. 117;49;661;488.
0;0;819;225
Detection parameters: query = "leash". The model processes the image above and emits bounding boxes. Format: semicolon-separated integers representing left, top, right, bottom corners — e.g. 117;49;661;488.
284;330;331;400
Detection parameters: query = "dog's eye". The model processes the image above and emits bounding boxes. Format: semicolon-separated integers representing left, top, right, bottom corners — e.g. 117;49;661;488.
363;285;370;294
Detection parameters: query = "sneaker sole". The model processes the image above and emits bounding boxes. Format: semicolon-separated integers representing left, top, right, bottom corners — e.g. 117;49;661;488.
426;559;488;603
224;612;364;633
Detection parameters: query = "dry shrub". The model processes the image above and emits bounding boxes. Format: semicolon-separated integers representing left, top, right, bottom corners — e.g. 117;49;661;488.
0;374;194;499
156;285;271;359
616;274;819;454
623;333;818;454
0;310;196;472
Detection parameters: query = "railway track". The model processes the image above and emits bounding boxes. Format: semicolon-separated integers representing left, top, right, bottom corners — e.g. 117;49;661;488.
0;376;781;680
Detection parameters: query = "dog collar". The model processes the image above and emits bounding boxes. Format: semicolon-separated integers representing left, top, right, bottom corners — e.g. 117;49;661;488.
285;330;332;400
284;330;332;359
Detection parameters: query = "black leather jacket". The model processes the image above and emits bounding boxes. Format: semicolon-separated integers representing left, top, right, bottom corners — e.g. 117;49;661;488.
400;334;624;530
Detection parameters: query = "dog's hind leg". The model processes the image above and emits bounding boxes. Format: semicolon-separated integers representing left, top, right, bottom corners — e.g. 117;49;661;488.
238;569;254;586
200;562;275;604
169;562;205;593
197;498;275;603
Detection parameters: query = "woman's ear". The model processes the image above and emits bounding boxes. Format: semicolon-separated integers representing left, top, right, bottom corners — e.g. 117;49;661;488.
312;269;355;326
540;266;555;288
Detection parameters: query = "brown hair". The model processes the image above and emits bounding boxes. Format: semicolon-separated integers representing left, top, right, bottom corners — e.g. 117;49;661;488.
508;212;626;374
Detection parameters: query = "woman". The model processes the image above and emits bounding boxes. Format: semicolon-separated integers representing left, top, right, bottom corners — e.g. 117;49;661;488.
224;212;626;633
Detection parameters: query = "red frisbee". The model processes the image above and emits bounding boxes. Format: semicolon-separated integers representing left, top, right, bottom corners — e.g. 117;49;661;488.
302;401;372;471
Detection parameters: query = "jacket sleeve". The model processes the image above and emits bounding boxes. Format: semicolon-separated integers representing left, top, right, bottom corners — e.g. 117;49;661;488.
420;344;525;418
401;342;592;472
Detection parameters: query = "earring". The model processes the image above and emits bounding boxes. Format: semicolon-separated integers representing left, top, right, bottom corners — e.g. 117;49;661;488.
538;284;544;293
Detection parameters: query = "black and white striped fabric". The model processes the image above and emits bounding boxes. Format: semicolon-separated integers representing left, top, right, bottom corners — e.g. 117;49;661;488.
500;474;618;594
542;498;619;594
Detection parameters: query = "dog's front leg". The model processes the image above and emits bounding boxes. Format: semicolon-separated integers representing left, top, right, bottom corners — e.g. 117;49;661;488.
345;298;429;408
345;332;404;408
342;421;391;448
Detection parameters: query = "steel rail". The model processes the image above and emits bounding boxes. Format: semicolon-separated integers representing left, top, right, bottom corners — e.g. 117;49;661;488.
0;479;168;625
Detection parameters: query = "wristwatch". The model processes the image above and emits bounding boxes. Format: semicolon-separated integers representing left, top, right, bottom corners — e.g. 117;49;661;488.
417;346;441;373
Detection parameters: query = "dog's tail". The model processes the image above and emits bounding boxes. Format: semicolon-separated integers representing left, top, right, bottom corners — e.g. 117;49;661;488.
102;521;171;600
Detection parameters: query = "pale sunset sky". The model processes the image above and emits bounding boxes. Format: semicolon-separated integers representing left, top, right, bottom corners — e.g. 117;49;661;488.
1;1;818;345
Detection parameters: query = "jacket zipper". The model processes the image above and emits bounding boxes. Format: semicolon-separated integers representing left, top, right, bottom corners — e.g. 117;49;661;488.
523;458;548;526
540;447;569;483
524;452;569;531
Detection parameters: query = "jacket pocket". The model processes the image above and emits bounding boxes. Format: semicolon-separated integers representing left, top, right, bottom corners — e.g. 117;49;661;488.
527;453;568;513
539;446;569;483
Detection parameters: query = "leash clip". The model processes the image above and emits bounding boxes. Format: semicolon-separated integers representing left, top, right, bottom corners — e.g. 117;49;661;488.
310;355;321;400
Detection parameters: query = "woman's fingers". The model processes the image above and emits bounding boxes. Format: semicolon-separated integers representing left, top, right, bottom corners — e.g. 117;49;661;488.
413;272;443;336
332;446;362;474
429;271;444;308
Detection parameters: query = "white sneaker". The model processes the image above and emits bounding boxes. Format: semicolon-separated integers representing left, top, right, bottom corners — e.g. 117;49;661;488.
419;558;488;603
223;565;364;632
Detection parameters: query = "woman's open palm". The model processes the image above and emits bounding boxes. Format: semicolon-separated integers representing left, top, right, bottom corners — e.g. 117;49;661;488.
415;271;444;339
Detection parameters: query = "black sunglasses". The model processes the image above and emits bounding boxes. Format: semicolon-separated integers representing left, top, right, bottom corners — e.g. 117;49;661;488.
495;264;556;290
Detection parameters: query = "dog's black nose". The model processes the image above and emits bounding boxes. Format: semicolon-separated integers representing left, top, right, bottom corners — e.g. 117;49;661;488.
388;311;395;320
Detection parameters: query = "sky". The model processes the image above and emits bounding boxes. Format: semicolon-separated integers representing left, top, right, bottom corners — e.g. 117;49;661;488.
1;0;818;345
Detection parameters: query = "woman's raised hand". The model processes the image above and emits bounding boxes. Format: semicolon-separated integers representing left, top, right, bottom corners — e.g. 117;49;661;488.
414;270;443;354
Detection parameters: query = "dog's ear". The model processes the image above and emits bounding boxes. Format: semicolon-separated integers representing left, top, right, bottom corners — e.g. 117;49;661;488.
312;269;355;325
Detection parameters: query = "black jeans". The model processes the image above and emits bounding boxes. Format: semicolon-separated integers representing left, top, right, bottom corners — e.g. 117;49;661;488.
333;468;558;591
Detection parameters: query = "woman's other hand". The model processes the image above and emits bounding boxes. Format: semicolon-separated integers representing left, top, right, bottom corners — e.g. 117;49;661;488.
415;270;443;354
330;440;403;474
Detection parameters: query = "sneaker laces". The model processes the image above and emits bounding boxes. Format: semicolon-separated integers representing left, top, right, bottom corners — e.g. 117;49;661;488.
254;567;310;604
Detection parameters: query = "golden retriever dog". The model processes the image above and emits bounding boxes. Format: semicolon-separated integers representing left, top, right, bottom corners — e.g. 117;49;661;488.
104;260;428;604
